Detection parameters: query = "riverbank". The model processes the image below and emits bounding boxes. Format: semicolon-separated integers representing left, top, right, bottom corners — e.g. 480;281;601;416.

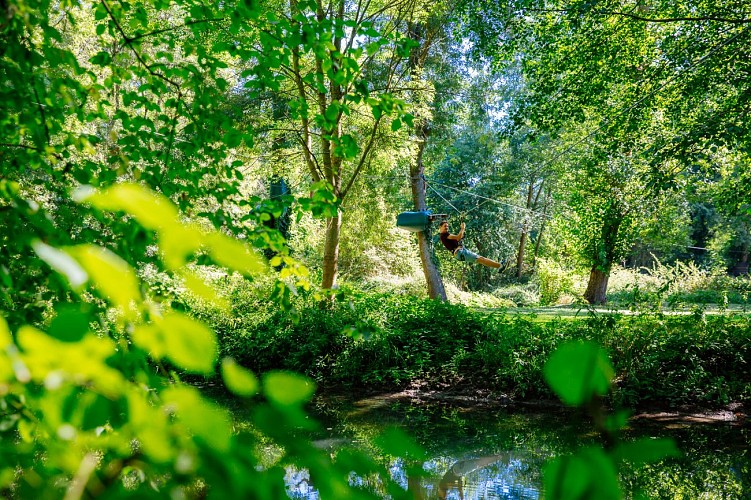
329;384;748;426
193;292;751;410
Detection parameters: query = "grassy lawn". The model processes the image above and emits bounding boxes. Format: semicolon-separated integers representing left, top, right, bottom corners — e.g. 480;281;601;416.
479;304;751;321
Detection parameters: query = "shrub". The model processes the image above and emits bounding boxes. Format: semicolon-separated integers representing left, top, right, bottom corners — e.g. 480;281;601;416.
210;283;751;408
533;258;576;305
491;283;540;307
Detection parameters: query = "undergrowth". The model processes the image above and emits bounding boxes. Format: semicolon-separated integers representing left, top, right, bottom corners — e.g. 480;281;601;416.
189;277;751;409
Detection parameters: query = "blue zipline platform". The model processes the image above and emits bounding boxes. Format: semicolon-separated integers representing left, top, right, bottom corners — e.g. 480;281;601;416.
396;211;448;232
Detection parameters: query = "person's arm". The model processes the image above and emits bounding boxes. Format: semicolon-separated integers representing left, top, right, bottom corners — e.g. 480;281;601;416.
448;222;465;241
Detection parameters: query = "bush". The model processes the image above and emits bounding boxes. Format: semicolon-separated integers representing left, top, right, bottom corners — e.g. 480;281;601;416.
533;258;577;305
208;283;751;408
491;283;540;307
607;261;751;308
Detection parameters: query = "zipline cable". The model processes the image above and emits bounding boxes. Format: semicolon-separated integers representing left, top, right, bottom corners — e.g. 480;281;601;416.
424;178;462;214
427;179;552;219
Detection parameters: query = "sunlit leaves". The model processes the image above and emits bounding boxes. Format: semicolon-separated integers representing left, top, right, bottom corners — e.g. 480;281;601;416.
206;232;267;276
78;183;267;275
221;358;259;397
262;371;315;406
32;241;88;289
67;245;142;320
0;316;11;350
162;385;232;452
76;184;179;231
16;326;124;397
127;391;174;463
2;0;418;496
178;269;230;310
543;340;614;406
133;312;217;374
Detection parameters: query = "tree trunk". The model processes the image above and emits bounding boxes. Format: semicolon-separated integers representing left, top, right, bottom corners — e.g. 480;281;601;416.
531;189;550;270
411;130;447;300
516;229;528;278
584;265;609;304
406;19;446;301
583;207;622;304
321;211;341;290
516;182;535;277
532;217;546;270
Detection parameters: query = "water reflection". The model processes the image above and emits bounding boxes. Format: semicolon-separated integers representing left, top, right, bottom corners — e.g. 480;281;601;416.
279;397;749;499
430;454;539;499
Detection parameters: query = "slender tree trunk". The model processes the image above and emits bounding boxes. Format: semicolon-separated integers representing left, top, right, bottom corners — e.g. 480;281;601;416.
516;182;535;277
516;229;528;278
321;211;342;290
532;217;546;269
584;266;609;304
411;130;447;300
531;188;550;270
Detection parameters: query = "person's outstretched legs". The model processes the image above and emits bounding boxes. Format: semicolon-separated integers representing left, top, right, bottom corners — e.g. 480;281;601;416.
477;256;501;268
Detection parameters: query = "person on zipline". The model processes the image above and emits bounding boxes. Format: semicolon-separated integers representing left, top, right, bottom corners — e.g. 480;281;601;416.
438;220;509;272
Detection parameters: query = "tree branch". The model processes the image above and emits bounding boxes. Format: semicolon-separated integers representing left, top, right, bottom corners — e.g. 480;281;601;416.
100;0;181;89
340;115;383;198
128;17;224;43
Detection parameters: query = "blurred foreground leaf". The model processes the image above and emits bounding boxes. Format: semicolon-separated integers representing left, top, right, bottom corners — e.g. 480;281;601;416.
543;341;614;406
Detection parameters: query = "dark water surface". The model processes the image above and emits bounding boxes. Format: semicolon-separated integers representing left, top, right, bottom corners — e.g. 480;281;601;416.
216;387;749;499
294;395;750;499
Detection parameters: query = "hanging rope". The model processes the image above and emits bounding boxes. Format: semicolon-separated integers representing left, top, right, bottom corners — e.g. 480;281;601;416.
424;178;462;215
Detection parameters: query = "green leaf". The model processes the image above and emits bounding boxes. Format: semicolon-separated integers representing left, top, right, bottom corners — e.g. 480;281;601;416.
221;358;259;397
543;341;614;406
32;240;88;289
206;233;267;276
157;312;217;374
159;223;203;270
127;392;174;462
75;183;179;231
162;386;232;452
90;51;112;66
0;316;11;349
67;245;141;319
544;447;621;500
611;438;680;466
390;118;401;131
262;371;315;406
131;324;167;360
178;270;229;310
48;306;90;343
224;128;243;148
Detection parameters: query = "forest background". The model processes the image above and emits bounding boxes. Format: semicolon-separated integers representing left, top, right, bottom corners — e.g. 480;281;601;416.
1;0;750;497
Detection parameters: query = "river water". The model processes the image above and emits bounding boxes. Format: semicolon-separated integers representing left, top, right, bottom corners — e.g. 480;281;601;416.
284;395;750;499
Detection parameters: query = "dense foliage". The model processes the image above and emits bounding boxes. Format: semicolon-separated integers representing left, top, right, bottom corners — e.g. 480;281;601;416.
202;286;751;408
2;0;750;496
